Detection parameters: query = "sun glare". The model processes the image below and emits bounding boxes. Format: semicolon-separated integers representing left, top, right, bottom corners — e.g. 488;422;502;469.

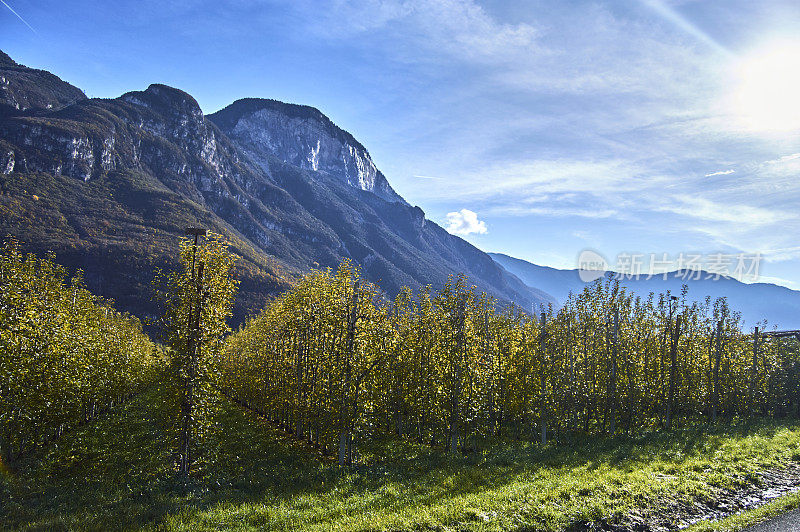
731;41;800;132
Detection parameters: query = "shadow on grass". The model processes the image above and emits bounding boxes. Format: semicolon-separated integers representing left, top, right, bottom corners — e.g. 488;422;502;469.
3;382;798;531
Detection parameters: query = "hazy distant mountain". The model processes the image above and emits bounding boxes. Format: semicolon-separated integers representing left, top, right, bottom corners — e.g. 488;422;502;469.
490;252;800;329
0;50;549;324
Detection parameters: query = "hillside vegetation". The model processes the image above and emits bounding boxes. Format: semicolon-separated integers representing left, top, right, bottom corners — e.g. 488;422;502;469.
4;240;800;531
1;49;549;329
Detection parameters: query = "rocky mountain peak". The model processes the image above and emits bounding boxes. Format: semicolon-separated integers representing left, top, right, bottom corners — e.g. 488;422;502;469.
209;98;405;204
118;84;222;180
0;49;86;114
0;51;17;67
209;98;367;152
121;84;204;127
1;52;552;319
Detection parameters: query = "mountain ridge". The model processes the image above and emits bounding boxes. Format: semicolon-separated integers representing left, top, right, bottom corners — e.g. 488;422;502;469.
0;50;550;324
208;98;404;204
0;52;86;115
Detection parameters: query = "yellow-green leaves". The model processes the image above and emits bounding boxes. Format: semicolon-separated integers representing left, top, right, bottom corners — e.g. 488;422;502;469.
0;238;158;466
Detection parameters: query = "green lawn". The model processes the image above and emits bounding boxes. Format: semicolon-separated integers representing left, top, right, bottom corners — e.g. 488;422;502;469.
3;383;800;531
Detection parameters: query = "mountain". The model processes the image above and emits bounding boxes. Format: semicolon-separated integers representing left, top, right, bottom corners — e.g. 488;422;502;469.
0;50;550;324
490;252;800;329
0;51;86;115
208;98;404;204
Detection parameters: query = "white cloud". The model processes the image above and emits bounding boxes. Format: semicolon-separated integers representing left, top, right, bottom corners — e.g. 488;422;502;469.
764;153;800;165
760;246;800;263
658;195;791;225
491;205;620;219
445;209;488;235
418;158;645;201
271;0;800;286
756;275;799;288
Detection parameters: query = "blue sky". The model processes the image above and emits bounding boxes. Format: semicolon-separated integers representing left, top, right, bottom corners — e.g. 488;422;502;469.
3;0;800;287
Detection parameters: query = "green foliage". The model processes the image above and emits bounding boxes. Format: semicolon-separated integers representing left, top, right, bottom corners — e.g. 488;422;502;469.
153;232;239;355
0;238;159;466
219;260;387;463
221;269;800;460
152;232;239;473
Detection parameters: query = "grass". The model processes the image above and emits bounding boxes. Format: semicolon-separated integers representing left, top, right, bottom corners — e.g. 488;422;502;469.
4;384;800;531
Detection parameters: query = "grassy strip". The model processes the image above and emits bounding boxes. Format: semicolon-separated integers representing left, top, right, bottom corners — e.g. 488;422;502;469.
4;382;800;531
687;491;800;532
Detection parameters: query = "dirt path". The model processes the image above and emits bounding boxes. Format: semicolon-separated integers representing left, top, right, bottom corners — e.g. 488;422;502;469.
680;465;800;529
613;464;800;531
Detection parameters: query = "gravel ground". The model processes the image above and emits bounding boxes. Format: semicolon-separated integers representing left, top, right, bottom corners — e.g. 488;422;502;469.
743;509;800;531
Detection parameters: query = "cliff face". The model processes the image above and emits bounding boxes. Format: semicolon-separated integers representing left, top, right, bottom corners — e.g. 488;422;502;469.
0;50;551;323
208;99;404;204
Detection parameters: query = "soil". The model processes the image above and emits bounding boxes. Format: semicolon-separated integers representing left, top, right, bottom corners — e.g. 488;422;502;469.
583;463;800;531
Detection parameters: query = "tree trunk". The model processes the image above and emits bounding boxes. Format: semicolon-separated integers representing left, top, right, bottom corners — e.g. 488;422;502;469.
338;283;359;466
608;309;619;435
179;261;204;476
712;320;722;423
748;326;760;417
666;314;681;430
449;298;466;453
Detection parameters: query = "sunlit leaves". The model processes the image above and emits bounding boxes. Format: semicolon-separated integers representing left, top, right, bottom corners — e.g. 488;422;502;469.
219;263;800;461
152;232;239;472
0;238;159;465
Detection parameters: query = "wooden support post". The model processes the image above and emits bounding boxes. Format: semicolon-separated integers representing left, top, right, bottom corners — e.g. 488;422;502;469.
339;282;359;466
449;297;466;454
666;314;681;430
608;308;619;435
712;320;722;423
748;326;760;417
540;312;547;445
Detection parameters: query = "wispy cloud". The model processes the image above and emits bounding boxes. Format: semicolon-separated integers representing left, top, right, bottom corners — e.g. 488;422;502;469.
417;159;646;201
754;275;798;289
765;153;800;165
271;0;800;287
658;195;792;225
489;204;620;219
304;0;538;62
636;0;732;58
759;246;800;263
445;208;488;235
